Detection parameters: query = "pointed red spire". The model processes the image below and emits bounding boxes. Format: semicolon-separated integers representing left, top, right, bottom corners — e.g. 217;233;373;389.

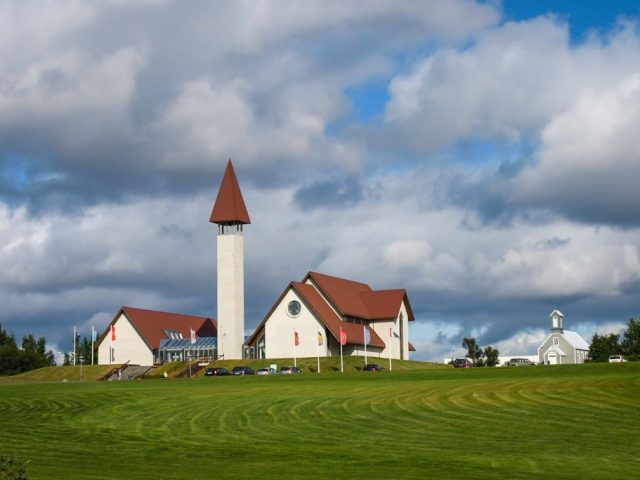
210;160;251;224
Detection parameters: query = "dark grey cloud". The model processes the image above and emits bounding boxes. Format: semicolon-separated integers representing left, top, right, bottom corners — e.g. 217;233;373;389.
293;177;364;211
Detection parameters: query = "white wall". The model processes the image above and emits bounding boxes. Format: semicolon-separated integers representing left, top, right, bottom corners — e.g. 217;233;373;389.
97;313;153;366
265;289;329;359
217;233;244;360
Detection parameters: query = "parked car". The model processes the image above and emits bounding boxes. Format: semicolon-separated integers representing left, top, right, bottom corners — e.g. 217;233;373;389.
280;366;302;374
232;366;255;375
204;367;230;376
256;368;278;375
608;355;627;363
452;358;472;368
363;363;384;371
505;358;534;366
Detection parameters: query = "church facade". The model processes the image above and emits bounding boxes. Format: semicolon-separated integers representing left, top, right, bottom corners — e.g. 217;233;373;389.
246;271;415;360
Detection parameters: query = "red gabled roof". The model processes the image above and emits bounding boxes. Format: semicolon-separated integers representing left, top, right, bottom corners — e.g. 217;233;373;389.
210;160;251;225
100;306;217;350
292;282;385;348
305;271;415;321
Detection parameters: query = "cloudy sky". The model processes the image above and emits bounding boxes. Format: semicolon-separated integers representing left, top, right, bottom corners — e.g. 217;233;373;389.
1;0;640;362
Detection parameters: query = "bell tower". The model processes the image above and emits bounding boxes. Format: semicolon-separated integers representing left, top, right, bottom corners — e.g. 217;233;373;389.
550;309;564;333
210;160;250;360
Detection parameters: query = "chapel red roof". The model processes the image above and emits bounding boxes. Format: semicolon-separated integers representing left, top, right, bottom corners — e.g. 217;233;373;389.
210;160;251;225
304;271;414;321
100;306;217;350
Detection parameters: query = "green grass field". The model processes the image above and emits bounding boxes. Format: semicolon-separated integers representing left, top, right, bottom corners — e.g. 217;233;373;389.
1;362;639;479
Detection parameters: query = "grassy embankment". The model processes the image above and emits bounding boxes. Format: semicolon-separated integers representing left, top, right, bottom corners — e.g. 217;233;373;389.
1;362;638;479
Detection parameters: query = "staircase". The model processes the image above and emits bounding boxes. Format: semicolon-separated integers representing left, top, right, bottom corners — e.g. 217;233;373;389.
122;365;152;380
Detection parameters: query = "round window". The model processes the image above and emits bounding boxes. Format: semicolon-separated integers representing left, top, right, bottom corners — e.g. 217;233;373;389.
288;300;301;317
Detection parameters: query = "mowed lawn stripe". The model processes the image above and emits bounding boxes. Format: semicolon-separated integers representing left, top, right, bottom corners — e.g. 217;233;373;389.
0;363;639;479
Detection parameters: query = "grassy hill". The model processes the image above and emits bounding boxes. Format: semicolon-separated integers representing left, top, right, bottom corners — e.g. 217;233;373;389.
0;363;638;479
5;357;444;381
4;364;120;383
190;356;445;377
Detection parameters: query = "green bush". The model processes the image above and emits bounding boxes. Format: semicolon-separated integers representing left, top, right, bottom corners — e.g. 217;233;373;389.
0;456;27;480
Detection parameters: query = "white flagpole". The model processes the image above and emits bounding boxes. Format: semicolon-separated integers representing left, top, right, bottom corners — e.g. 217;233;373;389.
91;326;95;365
316;334;320;374
363;325;368;366
73;325;76;366
389;328;393;371
110;325;113;365
340;329;344;373
293;330;297;368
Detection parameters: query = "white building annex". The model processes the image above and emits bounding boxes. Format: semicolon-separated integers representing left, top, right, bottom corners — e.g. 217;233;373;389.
538;309;589;365
246;271;415;360
96;306;217;366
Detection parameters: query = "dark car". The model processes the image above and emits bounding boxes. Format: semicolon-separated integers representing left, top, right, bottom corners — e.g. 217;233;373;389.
363;363;384;371
280;366;302;374
505;358;534;366
232;366;255;375
452;358;472;368
204;367;230;376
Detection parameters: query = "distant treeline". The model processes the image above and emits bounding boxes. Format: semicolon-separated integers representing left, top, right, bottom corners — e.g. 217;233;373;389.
0;324;54;376
589;318;640;362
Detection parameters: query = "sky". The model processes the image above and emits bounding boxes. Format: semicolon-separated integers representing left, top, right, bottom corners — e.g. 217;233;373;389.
1;0;639;362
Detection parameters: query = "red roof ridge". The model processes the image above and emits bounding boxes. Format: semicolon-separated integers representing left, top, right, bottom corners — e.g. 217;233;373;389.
304;271;414;321
210;159;251;225
99;306;217;350
121;305;215;321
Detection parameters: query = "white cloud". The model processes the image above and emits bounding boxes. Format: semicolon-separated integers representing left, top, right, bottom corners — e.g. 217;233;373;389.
514;73;640;222
384;17;640;152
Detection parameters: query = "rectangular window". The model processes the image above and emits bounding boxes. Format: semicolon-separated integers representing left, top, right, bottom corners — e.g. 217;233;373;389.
553;337;559;346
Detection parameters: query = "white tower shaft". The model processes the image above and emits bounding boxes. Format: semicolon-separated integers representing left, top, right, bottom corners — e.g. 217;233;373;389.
217;231;245;360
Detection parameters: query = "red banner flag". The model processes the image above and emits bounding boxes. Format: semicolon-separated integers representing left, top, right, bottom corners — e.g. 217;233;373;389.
111;325;116;341
294;330;299;346
339;327;347;346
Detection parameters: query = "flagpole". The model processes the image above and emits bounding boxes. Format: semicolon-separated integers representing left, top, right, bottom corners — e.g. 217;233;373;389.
293;329;297;368
110;325;113;365
73;325;76;366
91;326;95;366
363;325;367;366
389;328;392;371
316;335;320;374
339;328;344;373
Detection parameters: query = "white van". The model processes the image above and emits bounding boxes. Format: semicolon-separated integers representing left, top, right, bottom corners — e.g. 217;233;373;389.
608;355;627;363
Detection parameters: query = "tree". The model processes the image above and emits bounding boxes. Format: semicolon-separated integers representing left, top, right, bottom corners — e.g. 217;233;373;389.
0;324;55;375
76;336;97;365
0;325;20;376
483;346;500;367
622;318;640;358
589;333;621;362
462;337;482;365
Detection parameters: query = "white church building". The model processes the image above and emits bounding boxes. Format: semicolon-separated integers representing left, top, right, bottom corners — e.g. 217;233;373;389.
97;160;414;364
538;309;589;365
246;271;415;360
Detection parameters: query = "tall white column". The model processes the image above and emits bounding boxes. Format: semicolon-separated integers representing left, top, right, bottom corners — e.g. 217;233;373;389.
217;230;244;360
